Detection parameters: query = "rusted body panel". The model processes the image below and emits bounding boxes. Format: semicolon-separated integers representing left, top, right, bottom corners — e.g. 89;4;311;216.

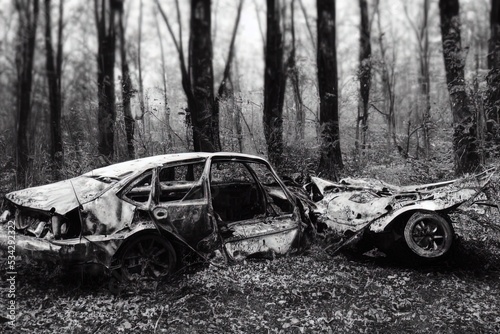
311;169;493;235
223;214;300;260
0;221;156;267
4;176;113;215
81;190;136;235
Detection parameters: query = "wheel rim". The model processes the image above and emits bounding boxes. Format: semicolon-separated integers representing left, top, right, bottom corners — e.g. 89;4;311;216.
411;219;445;251
404;213;453;258
121;236;175;280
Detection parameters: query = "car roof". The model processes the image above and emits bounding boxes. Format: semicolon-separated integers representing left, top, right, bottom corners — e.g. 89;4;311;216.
83;152;267;179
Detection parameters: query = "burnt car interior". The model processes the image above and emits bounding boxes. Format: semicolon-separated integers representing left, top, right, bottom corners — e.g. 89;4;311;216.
210;161;266;222
210;160;293;222
157;162;205;202
122;161;206;205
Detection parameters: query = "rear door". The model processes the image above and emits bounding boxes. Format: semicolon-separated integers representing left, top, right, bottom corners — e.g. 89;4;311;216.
148;159;217;251
209;158;301;260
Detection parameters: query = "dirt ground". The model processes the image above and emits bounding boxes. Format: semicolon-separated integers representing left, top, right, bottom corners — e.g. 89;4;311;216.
1;216;499;333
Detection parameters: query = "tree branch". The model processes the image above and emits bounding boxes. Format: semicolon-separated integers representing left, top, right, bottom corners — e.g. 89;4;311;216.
216;0;244;99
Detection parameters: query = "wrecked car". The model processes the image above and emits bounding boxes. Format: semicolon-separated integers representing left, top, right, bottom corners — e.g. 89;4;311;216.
0;153;311;279
308;169;494;260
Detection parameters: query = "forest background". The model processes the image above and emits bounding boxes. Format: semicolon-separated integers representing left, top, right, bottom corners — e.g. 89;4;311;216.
3;1;500;333
0;0;498;192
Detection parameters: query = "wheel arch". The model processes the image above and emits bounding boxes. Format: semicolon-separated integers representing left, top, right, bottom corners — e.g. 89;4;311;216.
112;228;186;266
374;208;453;234
370;209;455;261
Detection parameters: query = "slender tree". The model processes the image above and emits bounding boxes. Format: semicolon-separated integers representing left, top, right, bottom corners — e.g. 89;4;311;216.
420;0;431;156
373;0;397;151
231;57;244;153
15;0;40;186
289;0;305;142
137;0;145;120
404;0;431;157
44;0;64;178
190;0;220;151
263;0;287;166
356;0;371;152
317;0;342;179
117;0;135;159
157;0;243;152
439;0;479;174
214;0;244;151
154;10;173;150
486;0;500;147
488;0;500;70
94;0;118;161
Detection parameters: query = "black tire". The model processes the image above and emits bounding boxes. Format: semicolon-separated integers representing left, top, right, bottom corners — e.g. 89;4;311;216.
119;234;177;280
403;212;454;260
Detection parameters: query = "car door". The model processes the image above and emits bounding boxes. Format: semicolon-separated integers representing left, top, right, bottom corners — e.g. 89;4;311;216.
148;159;218;252
209;158;301;260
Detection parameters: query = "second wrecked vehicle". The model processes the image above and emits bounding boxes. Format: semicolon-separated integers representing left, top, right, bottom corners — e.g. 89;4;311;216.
308;169;494;260
0;153;311;279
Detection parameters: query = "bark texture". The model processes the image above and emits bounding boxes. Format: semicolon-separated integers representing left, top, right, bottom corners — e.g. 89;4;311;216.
264;0;286;166
44;0;64;178
357;0;371;151
95;0;118;161
486;0;500;148
439;0;479;174
317;0;343;179
117;0;135;159
15;0;40;186
189;0;220;152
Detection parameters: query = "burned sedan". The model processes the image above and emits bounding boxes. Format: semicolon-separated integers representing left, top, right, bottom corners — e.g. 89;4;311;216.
0;153;309;278
309;169;494;260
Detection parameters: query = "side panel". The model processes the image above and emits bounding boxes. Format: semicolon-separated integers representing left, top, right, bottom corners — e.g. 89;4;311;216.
82;191;136;235
222;214;300;260
152;200;213;249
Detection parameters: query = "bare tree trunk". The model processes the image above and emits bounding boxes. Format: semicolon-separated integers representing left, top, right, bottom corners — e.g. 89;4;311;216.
289;0;305;142
117;0;135;159
158;0;243;152
189;0;220;152
357;0;371;152
486;0;500;149
221;50;244;153
264;0;286;167
439;0;479;174
15;0;40;186
317;0;342;179
404;0;431;157
137;0;145;120
44;0;64;178
94;0;117;162
375;1;398;152
213;0;244;152
154;11;172;151
420;0;431;157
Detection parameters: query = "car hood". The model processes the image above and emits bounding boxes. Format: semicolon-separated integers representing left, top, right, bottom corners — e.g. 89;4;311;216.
4;176;115;215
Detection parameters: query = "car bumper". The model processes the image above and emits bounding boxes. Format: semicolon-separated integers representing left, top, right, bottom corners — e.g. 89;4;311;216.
0;224;122;268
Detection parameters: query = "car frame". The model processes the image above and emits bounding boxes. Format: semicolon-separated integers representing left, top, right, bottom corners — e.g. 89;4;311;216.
0;153;310;279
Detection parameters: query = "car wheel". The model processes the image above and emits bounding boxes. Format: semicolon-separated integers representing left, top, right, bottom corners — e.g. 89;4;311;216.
403;212;454;259
119;234;177;280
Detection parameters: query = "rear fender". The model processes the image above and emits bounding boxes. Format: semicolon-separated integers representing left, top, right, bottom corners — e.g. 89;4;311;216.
369;201;459;233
